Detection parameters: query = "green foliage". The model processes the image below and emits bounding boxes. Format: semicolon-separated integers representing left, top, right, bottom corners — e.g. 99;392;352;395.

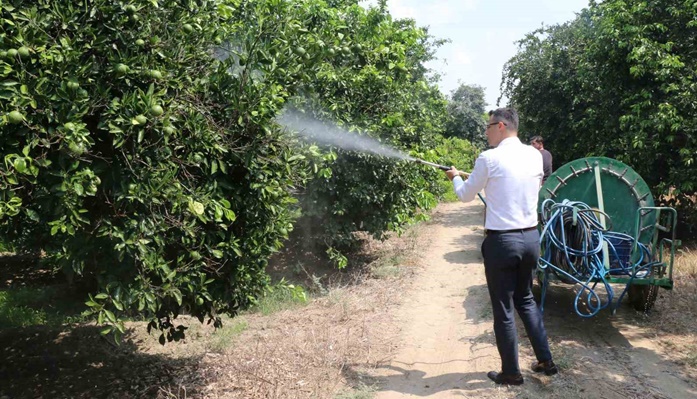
501;0;697;229
0;0;452;336
429;136;479;202
444;84;487;147
282;5;450;252
0;0;329;338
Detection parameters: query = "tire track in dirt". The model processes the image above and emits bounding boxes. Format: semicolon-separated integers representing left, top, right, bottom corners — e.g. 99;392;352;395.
369;201;697;399
538;286;697;399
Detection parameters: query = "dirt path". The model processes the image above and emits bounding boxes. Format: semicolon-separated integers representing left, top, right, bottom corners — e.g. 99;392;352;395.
371;201;697;399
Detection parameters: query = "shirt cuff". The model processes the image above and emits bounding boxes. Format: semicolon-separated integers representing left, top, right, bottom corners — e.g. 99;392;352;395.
452;176;463;183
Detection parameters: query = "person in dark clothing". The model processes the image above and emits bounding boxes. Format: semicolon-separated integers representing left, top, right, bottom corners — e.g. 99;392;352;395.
447;109;557;386
530;136;552;182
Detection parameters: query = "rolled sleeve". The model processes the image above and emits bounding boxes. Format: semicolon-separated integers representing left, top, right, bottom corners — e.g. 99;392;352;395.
453;154;488;202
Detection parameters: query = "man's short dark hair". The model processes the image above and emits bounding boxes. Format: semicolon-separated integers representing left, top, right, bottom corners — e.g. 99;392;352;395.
488;108;519;131
530;135;544;145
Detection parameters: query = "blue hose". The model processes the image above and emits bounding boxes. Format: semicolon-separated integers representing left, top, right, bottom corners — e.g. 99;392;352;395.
538;199;656;317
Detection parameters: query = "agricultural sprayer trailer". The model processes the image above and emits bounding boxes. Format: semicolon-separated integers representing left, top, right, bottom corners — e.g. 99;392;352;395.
537;157;679;317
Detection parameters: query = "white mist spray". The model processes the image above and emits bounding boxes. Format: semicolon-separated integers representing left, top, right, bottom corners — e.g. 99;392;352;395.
276;109;414;161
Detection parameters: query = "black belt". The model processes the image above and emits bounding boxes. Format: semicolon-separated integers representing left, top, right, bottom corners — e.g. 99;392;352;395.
486;226;537;235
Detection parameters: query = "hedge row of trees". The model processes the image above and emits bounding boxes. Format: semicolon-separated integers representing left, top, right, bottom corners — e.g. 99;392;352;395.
501;0;697;229
0;0;481;338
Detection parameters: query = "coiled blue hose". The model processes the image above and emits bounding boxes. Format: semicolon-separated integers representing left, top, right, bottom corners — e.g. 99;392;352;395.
538;199;660;317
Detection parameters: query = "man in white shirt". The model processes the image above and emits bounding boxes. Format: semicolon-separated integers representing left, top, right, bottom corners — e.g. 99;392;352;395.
446;108;557;385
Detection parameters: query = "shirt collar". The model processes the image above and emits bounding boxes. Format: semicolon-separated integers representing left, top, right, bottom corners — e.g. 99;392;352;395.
497;137;521;147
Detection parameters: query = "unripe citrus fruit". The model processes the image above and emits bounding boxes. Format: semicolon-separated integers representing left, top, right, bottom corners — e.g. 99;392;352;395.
17;46;30;58
150;105;164;117
182;24;194;34
135;115;148;124
115;63;129;75
8;111;24;124
135;39;145;46
7;49;18;58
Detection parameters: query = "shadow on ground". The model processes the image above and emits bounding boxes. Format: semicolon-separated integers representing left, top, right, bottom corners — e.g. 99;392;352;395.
0;325;206;399
341;363;493;397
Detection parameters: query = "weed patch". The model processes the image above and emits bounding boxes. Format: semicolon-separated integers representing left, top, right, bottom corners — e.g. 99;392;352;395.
335;384;376;399
0;286;87;328
248;283;308;316
207;320;249;353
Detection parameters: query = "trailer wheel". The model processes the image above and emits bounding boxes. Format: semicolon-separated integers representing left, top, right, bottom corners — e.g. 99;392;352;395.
627;284;658;312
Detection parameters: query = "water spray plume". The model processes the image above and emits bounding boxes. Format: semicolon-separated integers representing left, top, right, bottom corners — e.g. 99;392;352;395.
276;109;469;177
276;109;413;161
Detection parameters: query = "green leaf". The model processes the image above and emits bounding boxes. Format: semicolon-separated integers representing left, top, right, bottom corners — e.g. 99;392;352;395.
172;290;183;306
13;158;26;173
104;309;116;323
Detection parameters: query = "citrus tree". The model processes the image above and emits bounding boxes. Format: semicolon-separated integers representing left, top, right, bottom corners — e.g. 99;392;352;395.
501;0;697;229
0;0;337;340
285;3;451;256
444;83;487;148
0;0;460;339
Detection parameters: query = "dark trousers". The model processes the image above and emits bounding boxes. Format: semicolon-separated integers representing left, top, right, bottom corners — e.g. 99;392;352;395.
481;229;552;375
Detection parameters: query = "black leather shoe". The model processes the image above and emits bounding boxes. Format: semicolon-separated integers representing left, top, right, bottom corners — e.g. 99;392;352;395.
487;371;524;385
531;360;558;376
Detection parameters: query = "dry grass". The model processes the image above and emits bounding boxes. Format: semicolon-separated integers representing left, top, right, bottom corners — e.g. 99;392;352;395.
649;247;697;380
162;223;429;399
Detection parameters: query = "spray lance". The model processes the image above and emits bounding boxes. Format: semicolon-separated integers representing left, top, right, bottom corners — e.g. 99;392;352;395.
413;159;486;205
413;158;470;178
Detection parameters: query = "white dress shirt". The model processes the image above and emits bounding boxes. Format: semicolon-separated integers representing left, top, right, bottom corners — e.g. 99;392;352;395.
452;137;543;230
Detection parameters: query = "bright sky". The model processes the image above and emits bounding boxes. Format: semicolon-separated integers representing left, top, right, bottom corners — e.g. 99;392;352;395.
362;0;590;107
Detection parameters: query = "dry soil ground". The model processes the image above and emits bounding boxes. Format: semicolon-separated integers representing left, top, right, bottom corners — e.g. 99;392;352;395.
367;201;697;399
1;201;696;399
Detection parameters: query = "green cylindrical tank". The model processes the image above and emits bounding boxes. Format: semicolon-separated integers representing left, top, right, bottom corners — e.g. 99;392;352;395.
539;156;656;244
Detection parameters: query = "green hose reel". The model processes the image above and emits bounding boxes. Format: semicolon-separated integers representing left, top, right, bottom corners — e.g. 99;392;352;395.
538;157;678;313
